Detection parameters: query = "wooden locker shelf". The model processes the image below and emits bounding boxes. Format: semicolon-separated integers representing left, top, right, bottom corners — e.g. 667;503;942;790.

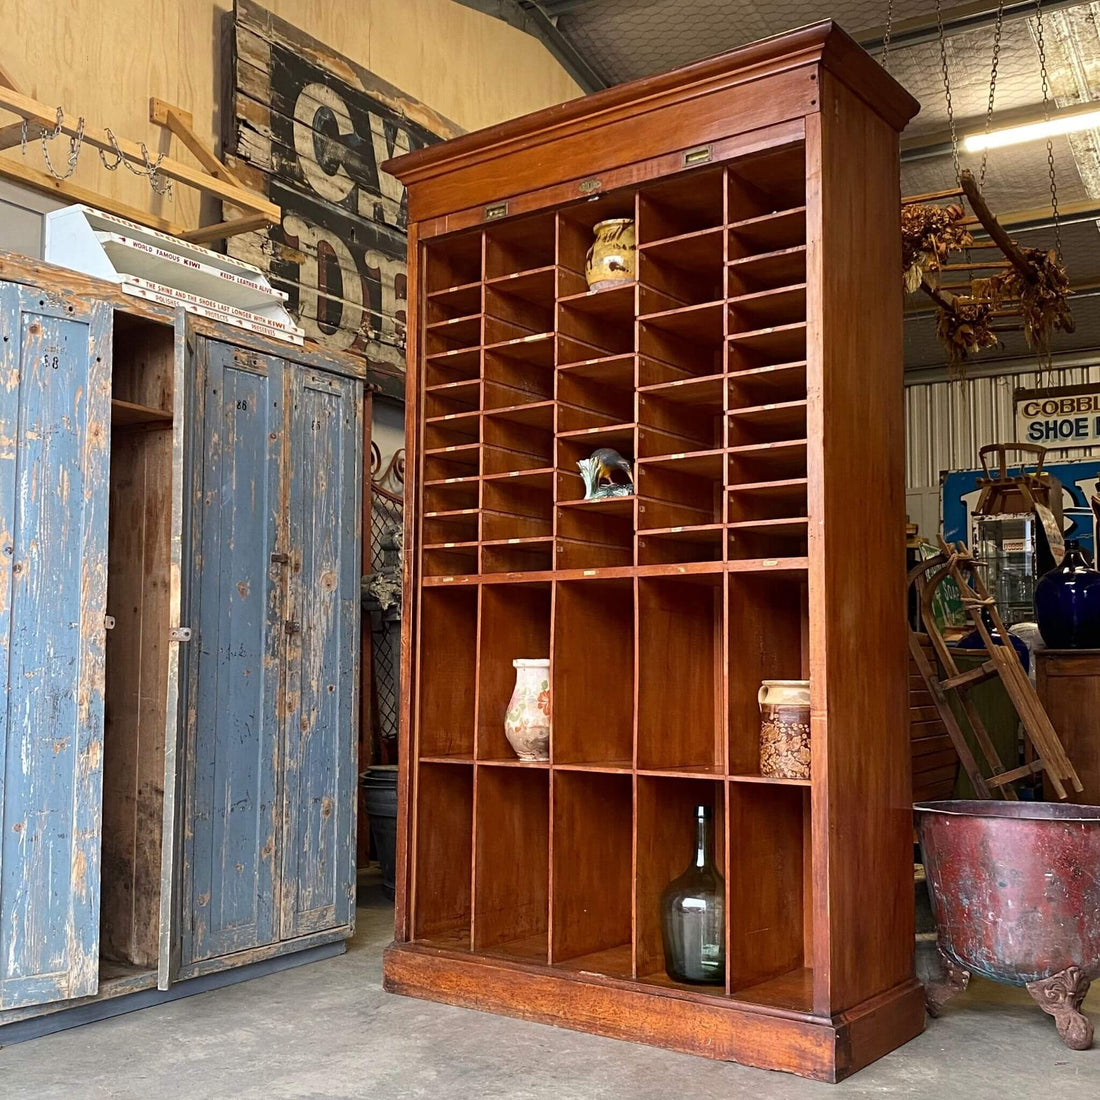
387;22;922;1084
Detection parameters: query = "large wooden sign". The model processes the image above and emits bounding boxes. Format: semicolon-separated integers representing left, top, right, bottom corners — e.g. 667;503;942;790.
226;0;460;396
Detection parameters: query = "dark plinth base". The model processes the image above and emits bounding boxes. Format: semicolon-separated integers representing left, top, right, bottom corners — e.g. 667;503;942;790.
383;942;925;1083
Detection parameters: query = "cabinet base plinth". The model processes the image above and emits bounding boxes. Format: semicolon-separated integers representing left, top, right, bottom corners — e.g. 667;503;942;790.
383;942;925;1082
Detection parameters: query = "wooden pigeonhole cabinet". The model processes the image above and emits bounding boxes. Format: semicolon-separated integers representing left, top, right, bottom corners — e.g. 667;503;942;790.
384;22;924;1083
0;251;363;1038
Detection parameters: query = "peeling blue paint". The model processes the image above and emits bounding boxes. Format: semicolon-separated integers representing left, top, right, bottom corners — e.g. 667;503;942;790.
0;285;111;1009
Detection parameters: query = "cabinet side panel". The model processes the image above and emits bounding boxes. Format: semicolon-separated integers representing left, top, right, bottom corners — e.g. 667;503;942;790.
102;425;172;968
807;74;913;1015
396;223;421;943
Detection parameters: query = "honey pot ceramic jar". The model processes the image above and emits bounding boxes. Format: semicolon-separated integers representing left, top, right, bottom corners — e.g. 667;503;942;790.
585;218;636;291
758;679;811;780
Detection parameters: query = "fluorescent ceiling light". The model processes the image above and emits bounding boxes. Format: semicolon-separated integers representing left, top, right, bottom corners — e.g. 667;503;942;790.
963;108;1100;153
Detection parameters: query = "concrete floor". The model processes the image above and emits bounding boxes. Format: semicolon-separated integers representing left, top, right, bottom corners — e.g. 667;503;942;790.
3;882;1099;1099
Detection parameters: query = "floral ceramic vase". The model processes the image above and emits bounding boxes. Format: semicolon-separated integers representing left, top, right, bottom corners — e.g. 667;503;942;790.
585;218;636;291
504;658;550;761
758;679;811;780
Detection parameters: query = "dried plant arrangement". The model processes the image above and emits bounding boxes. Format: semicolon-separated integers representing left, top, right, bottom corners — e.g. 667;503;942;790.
901;201;975;293
922;281;999;371
959;171;1073;364
970;246;1073;361
935;296;999;365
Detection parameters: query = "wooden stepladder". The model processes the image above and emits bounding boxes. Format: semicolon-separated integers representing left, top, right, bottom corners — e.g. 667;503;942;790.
908;538;1083;800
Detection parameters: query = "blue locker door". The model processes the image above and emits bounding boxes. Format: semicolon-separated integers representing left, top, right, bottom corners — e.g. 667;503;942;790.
182;340;284;965
0;285;112;1008
279;368;362;939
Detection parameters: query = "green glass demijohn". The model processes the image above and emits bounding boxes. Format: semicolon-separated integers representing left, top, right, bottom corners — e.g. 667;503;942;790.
660;803;725;984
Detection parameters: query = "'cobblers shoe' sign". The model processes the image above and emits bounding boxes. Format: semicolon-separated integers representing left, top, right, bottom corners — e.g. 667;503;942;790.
1016;383;1100;449
226;0;459;396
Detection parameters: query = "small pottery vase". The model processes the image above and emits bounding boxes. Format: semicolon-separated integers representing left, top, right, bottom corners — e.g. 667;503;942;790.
758;679;811;780
660;804;725;985
504;658;550;761
585;218;636;291
1035;540;1100;649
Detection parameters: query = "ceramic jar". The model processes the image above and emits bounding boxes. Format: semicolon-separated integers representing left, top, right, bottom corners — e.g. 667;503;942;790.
585;218;636;291
504;658;550;761
758;679;811;780
1035;540;1100;649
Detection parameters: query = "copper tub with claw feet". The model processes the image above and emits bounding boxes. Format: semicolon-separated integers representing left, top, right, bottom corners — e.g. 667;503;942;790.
915;800;1100;1050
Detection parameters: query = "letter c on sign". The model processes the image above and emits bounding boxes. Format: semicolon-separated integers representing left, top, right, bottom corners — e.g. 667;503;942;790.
293;82;355;203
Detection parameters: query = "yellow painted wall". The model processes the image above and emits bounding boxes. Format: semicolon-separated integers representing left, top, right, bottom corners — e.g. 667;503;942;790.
1;0;581;227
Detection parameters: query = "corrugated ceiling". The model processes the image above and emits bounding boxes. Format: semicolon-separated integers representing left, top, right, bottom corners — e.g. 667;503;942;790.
554;0;941;85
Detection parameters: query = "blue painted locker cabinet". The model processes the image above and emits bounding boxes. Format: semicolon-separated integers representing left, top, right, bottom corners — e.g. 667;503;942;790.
180;336;362;972
0;257;365;1038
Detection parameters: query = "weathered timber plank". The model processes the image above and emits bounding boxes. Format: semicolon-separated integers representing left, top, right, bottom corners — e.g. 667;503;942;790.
228;1;449;369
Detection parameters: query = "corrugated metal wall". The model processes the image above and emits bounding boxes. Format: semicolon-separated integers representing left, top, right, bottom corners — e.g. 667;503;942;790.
905;364;1100;488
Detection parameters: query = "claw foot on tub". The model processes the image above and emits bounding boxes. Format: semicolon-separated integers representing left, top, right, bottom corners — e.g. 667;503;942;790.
1026;966;1094;1050
924;945;971;1017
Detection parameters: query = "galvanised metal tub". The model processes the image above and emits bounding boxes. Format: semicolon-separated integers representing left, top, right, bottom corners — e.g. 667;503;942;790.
915;799;1100;1050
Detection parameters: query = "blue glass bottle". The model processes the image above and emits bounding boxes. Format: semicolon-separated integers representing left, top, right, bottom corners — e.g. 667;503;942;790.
660;804;725;984
1035;540;1100;649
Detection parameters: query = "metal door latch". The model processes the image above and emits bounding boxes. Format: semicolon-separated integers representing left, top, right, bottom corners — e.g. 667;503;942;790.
169;626;193;642
270;552;290;565
104;615;116;630
284;619;301;635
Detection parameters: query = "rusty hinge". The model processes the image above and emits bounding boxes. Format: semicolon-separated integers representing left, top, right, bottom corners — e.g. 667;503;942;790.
284;619;301;635
169;626;193;642
270;552;290;565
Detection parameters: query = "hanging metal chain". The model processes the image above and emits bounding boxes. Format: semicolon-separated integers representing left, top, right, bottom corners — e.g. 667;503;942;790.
979;0;1007;188
1034;0;1062;258
936;0;961;185
18;108;170;197
881;0;895;72
34;107;85;181
98;128;172;197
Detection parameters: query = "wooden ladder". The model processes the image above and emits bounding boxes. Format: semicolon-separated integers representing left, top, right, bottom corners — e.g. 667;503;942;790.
908;538;1083;800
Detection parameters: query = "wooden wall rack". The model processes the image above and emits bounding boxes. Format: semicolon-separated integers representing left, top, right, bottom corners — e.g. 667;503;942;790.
0;77;279;242
383;22;923;1083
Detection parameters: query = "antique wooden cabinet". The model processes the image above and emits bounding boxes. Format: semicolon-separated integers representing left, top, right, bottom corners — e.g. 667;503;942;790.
384;22;923;1082
0;251;364;1039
